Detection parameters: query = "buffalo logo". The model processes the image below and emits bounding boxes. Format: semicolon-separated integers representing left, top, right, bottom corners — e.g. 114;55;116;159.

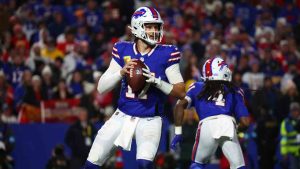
133;9;146;19
218;61;227;70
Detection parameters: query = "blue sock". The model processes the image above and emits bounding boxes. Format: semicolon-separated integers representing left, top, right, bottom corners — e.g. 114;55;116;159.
237;166;247;169
137;159;153;169
82;160;100;169
189;162;206;169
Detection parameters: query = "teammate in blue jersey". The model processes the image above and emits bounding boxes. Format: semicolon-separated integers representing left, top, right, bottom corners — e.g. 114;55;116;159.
171;57;250;169
83;6;185;169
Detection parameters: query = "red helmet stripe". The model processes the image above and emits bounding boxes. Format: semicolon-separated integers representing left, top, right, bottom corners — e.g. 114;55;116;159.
147;7;158;19
205;58;213;77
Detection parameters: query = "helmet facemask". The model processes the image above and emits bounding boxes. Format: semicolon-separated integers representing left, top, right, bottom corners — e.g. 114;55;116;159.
142;22;163;45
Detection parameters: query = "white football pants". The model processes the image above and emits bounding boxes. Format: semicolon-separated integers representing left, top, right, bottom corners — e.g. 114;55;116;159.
87;109;162;166
192;117;245;169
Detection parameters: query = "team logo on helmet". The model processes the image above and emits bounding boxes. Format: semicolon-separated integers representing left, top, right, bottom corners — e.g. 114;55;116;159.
218;60;227;71
202;57;232;81
132;9;146;19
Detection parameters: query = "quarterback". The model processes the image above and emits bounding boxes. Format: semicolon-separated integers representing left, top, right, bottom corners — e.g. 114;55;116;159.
83;6;185;169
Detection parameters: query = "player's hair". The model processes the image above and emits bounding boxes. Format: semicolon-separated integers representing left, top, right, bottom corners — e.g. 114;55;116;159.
197;80;236;101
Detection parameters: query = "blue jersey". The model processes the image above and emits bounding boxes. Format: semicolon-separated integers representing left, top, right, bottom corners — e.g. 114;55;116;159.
186;82;249;121
112;41;181;117
3;63;28;89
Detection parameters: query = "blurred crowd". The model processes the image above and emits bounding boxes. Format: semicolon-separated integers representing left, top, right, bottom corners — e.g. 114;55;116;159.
0;0;300;169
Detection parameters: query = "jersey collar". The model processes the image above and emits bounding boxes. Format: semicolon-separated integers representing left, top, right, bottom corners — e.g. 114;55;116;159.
133;43;157;57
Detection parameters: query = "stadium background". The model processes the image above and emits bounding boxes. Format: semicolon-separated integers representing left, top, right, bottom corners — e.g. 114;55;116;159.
0;0;300;169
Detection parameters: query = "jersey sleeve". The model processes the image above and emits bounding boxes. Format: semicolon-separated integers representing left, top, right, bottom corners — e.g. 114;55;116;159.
111;42;124;67
186;83;196;108
166;45;181;68
234;88;249;120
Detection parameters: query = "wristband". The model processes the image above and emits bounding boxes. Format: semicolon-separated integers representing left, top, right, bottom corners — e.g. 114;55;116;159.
175;126;182;135
156;78;173;95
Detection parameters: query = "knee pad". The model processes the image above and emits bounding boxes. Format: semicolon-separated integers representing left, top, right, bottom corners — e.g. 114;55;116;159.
189;162;206;169
82;160;101;169
137;159;154;169
237;166;246;169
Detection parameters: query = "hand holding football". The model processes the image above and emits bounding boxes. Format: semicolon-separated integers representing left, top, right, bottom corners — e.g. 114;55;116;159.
126;60;147;93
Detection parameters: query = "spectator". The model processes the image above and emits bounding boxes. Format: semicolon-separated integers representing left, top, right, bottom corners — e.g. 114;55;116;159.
61;0;77;24
84;0;103;30
22;75;48;107
242;59;265;90
65;107;97;169
31;21;50;49
11;24;30;52
280;63;298;91
260;48;282;76
80;72;113;122
280;102;300;169
190;30;205;61
51;57;64;80
3;51;28;89
76;24;90;42
101;9;122;41
252;77;281;169
41;37;64;62
56;28;77;55
0;104;17;124
41;65;55;99
26;44;48;74
48;9;67;39
13;69;32;110
0;118;15;168
221;2;235;30
89;28;106;60
0;71;13;112
278;80;300;122
232;71;251;102
68;70;84;98
46;144;70;169
63;43;85;77
234;55;250;74
52;79;73;100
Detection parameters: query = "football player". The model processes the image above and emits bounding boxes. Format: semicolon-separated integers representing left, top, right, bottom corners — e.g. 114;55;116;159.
171;57;250;169
83;6;185;169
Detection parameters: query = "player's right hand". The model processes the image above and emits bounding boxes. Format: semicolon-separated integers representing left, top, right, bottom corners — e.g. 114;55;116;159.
170;134;183;150
120;59;137;76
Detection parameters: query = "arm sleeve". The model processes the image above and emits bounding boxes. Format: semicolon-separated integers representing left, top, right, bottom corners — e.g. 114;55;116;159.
165;63;184;84
97;58;123;94
234;89;249;120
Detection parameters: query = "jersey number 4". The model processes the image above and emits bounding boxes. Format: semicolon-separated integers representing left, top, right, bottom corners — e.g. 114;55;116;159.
211;93;225;106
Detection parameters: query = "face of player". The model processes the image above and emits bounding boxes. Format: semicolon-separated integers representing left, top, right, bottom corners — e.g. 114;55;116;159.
144;23;161;43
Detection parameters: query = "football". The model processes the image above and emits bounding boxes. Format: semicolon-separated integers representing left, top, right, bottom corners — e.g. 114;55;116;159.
126;60;147;93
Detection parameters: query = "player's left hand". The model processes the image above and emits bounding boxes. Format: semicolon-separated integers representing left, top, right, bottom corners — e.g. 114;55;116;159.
142;68;161;86
170;134;183;150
